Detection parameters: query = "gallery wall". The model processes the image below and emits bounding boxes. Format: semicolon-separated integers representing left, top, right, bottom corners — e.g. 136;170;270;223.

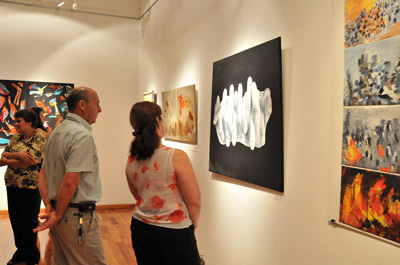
1;0;400;264
0;2;139;209
138;0;400;264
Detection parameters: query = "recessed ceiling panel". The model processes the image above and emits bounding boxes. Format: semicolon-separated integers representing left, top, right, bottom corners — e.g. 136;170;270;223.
1;0;156;19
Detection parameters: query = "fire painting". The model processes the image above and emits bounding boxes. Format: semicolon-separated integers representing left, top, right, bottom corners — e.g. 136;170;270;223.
209;37;283;192
161;85;197;143
342;106;400;173
340;166;400;243
0;80;73;145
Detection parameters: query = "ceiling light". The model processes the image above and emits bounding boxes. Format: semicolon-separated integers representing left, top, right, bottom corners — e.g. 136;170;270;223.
57;1;64;8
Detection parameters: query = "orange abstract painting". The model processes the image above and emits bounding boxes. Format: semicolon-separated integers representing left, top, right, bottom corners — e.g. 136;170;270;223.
176;85;197;143
345;0;400;47
345;0;376;22
161;85;197;143
340;166;400;243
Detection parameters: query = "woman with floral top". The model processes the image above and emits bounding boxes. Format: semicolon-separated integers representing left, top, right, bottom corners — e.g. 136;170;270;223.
126;101;201;265
0;109;47;265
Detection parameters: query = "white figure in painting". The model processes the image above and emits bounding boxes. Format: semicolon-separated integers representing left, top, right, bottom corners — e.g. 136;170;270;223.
213;76;272;150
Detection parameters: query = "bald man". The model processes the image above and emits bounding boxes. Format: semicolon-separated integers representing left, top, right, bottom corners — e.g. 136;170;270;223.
34;87;107;265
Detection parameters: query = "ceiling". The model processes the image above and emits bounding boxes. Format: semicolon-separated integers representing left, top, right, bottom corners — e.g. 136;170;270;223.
0;0;158;19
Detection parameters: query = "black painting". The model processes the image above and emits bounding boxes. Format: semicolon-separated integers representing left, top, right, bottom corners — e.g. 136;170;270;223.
0;80;73;145
209;37;284;192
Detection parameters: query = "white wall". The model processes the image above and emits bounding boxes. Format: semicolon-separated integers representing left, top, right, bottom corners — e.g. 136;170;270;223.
138;0;400;265
0;2;139;209
2;0;400;264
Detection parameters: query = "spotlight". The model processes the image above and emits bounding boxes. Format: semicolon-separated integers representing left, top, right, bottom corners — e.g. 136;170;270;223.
72;1;77;9
57;1;65;8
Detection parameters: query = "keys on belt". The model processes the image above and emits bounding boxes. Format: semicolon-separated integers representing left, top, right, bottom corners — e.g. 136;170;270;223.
73;212;85;246
50;200;95;246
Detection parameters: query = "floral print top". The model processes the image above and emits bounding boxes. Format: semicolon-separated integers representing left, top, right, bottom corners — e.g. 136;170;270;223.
4;131;46;189
126;147;192;229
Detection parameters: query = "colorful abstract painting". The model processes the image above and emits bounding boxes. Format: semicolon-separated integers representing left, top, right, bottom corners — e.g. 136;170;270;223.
345;0;400;48
340;166;400;243
0;80;73;145
342;106;400;173
344;36;400;106
161;85;197;143
176;85;197;143
209;37;283;192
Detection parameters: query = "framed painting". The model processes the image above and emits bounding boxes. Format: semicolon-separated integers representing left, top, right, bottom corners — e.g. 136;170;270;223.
176;85;197;143
162;89;178;140
209;37;284;192
161;85;197;143
344;36;400;106
342;106;400;173
143;90;157;103
0;80;73;145
345;0;400;48
340;166;400;243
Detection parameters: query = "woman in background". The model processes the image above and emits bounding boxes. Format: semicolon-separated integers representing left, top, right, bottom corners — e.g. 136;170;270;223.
31;107;63;138
126;101;201;265
0;109;46;265
31;107;47;136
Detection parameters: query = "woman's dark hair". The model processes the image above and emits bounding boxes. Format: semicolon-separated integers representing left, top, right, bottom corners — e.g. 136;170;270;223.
129;101;162;160
15;109;38;129
31;107;46;131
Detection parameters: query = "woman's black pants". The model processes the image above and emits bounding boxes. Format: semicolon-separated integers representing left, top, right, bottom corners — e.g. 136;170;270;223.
131;217;201;265
7;186;41;265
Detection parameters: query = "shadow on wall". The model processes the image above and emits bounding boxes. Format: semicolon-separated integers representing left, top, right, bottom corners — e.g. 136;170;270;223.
328;219;400;248
211;172;284;196
141;6;152;37
139;0;246;41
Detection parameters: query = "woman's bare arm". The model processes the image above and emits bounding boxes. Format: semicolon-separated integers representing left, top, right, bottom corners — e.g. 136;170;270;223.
173;149;201;228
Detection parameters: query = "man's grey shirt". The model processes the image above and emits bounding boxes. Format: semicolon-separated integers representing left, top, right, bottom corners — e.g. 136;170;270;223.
43;112;102;203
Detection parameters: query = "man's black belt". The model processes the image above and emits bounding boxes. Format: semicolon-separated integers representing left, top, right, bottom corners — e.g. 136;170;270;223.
50;200;96;212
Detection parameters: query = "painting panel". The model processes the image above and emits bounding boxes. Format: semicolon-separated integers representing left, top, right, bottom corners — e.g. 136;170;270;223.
0;80;26;144
0;80;73;145
345;0;400;48
143;91;157;103
344;36;400;106
25;81;72;132
340;166;400;244
143;91;154;102
209;37;284;192
342;106;400;173
162;89;178;140
176;85;197;143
